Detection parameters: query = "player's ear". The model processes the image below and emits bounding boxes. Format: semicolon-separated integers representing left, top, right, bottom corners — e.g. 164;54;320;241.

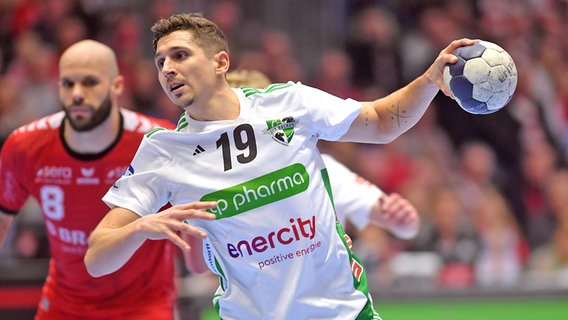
111;75;125;96
214;51;230;75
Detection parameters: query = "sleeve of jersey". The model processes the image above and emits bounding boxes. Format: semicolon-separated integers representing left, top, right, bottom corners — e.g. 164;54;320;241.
296;83;361;141
102;136;170;217
323;154;384;230
0;134;30;214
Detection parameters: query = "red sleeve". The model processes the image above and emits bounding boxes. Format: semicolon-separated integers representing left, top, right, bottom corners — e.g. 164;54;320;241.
0;132;31;214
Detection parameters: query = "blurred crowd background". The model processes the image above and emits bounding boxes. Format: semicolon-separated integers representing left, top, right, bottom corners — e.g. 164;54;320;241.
2;0;568;302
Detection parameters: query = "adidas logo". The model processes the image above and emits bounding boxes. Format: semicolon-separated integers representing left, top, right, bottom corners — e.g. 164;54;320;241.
193;145;205;155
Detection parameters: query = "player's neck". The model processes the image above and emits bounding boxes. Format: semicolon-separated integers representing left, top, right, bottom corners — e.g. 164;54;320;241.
64;108;121;154
185;85;240;121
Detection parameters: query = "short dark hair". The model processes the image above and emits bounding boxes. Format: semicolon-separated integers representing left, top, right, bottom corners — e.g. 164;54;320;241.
151;13;229;57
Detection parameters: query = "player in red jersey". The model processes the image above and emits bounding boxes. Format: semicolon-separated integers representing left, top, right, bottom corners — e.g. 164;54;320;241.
0;40;177;319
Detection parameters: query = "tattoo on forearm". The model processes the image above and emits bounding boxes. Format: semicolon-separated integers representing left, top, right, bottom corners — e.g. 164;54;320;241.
387;102;411;127
364;110;369;127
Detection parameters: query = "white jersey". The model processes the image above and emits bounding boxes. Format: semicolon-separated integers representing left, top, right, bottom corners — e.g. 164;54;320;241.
103;82;381;320
322;154;384;230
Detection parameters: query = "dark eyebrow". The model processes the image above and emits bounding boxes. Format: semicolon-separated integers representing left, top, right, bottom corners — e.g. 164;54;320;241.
154;46;187;59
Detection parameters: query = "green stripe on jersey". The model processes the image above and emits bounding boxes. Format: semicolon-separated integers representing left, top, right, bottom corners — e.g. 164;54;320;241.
320;167;336;212
145;127;167;138
241;83;292;97
336;221;379;320
176;114;187;131
215;257;228;291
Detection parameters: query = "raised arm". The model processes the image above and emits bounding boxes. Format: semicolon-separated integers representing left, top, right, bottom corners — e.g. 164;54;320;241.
341;38;475;143
84;202;217;277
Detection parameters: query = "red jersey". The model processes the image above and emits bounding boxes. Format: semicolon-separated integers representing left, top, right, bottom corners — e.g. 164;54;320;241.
0;109;177;319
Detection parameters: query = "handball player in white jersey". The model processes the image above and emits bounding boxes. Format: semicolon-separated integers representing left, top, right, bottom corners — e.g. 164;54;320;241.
182;69;421;311
85;13;474;320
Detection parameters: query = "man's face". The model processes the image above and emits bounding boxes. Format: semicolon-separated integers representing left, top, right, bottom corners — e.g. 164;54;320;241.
59;67;114;132
154;30;219;110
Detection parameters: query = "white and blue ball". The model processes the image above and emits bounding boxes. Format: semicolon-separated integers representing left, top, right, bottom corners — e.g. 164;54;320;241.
443;40;518;114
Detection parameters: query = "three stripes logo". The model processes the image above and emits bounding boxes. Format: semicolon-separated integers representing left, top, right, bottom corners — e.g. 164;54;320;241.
193;145;205;156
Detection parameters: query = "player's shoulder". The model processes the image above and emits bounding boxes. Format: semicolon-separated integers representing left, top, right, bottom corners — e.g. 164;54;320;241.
2;112;63;156
6;112;64;141
238;81;297;98
120;108;176;134
143;112;190;140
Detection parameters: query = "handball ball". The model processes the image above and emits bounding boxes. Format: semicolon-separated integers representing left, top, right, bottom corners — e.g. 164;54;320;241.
443;40;518;114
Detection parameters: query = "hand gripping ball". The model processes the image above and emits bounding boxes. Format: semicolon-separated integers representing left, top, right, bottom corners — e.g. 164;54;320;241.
443;40;518;114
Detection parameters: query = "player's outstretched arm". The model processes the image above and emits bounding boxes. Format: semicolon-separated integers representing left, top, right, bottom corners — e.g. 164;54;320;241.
370;193;419;240
0;211;15;248
84;202;217;277
341;38;476;144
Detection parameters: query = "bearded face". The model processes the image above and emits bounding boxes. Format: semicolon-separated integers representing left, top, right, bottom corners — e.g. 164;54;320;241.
62;94;113;132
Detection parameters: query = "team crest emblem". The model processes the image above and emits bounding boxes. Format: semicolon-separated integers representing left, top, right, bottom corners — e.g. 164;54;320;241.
263;116;298;146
